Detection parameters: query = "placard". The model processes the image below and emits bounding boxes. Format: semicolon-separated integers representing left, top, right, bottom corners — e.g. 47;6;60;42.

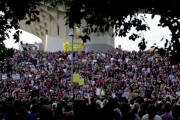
12;74;20;80
78;79;84;85
18;92;26;98
122;92;130;99
12;74;16;80
16;74;20;80
2;74;7;80
73;74;79;82
105;66;110;69
96;88;101;96
63;41;84;52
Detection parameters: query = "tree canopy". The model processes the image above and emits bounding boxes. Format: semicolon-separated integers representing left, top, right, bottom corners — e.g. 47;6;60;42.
61;0;180;65
0;0;40;72
1;0;180;72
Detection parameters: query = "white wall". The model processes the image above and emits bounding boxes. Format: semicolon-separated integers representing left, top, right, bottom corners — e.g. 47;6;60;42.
46;35;115;52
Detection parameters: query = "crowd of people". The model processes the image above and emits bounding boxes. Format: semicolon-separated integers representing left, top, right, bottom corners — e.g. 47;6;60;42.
0;49;180;120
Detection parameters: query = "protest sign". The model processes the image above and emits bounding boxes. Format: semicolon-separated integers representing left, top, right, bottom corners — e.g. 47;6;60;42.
12;74;20;80
96;88;101;96
18;92;26;98
73;74;79;82
16;74;20;80
2;74;7;80
63;41;84;52
12;74;16;80
122;92;130;99
78;79;84;85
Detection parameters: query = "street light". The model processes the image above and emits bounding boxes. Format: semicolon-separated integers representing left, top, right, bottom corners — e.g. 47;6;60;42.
76;24;81;28
69;32;74;96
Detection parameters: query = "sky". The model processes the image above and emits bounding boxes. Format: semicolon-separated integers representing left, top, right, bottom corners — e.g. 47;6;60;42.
4;30;42;49
115;14;171;51
4;14;171;51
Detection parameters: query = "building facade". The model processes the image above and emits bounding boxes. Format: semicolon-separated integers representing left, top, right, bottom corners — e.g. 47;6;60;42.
19;2;115;52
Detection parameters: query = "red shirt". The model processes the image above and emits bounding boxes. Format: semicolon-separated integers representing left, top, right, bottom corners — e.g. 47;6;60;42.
85;68;88;72
163;73;167;77
59;73;63;77
80;55;84;58
26;80;29;85
176;65;180;71
92;88;96;92
90;56;93;60
59;92;64;98
125;74;130;78
39;91;43;95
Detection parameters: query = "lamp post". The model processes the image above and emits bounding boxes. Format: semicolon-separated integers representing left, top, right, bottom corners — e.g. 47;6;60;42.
69;24;81;97
69;32;74;95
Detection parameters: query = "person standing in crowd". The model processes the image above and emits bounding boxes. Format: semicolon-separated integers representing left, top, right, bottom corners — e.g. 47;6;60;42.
172;105;180;120
142;104;162;120
160;103;173;120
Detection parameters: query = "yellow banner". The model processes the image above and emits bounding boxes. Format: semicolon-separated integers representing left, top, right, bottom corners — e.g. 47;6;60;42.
63;41;84;52
78;79;84;85
73;74;79;82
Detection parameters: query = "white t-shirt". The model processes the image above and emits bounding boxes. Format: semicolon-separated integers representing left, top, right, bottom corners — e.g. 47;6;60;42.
112;93;116;98
34;86;38;90
97;54;100;59
68;54;72;61
101;54;105;58
142;114;162;120
31;80;34;86
29;74;33;78
110;58;114;61
118;59;122;62
63;69;67;73
82;59;87;63
125;58;130;63
176;92;180;97
92;60;97;64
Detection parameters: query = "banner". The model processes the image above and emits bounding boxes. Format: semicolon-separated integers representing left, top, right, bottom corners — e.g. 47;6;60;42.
2;74;7;80
122;92;130;99
18;92;26;98
12;74;20;80
78;79;84;85
96;88;101;96
63;41;84;52
73;74;79;82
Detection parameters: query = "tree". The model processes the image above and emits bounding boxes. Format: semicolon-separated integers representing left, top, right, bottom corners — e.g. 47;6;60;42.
1;0;180;73
0;0;41;72
59;0;180;65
